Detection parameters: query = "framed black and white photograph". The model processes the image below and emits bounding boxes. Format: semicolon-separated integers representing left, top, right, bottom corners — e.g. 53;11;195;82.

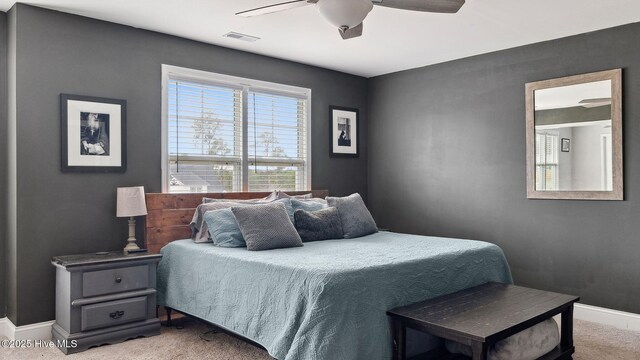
61;94;127;172
561;138;570;152
330;105;359;157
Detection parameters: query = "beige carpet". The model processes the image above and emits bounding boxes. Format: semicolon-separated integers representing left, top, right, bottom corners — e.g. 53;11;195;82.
1;318;638;359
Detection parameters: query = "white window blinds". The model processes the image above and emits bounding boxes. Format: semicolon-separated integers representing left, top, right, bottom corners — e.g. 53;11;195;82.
535;132;559;191
247;91;308;191
162;66;311;193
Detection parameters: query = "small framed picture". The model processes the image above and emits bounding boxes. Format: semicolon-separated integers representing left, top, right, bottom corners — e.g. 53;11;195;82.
330;106;359;157
61;94;127;172
561;138;570;152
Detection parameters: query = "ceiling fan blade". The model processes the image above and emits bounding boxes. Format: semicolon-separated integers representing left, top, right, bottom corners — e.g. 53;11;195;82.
339;23;364;39
579;98;611;108
372;0;465;13
236;0;318;17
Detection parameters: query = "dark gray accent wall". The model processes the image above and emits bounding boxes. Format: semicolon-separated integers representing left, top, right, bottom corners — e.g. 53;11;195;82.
0;11;7;318
368;22;640;314
10;4;367;325
5;6;16;323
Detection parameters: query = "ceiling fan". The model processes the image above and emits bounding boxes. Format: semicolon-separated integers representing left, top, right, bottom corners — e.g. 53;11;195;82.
236;0;466;40
579;98;611;108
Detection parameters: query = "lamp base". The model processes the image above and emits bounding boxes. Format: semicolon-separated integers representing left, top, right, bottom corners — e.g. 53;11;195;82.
124;217;141;253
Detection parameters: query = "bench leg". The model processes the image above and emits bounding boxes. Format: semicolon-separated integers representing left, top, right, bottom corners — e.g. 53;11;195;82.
391;318;406;360
471;342;488;360
561;304;575;350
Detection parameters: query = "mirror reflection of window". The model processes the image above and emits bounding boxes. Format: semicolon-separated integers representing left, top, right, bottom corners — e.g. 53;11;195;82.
535;132;559;191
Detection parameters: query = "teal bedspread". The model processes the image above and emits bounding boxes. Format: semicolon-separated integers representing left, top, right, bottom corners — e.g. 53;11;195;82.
157;231;512;360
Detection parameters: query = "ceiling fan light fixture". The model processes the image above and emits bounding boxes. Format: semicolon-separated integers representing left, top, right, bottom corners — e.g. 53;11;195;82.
317;0;373;29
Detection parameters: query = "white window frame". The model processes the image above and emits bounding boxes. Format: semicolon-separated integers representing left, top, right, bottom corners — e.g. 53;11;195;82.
161;64;312;193
535;130;559;191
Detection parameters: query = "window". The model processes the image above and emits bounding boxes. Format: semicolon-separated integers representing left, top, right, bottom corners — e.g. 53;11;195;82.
162;65;311;193
535;131;559;190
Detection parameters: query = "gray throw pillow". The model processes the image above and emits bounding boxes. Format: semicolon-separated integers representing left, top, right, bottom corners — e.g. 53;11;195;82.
326;193;377;238
232;202;303;251
276;191;313;199
294;207;343;242
291;198;327;213
202;192;274;204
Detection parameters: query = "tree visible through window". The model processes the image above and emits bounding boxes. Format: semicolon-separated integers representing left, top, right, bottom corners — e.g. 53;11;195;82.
162;66;310;193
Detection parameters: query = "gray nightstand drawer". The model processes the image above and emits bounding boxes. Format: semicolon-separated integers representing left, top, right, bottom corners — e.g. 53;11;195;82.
81;296;147;332
83;265;149;297
52;252;162;354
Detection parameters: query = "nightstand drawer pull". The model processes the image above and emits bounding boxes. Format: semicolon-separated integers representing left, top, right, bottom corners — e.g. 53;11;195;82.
83;265;149;297
110;310;125;319
81;296;147;331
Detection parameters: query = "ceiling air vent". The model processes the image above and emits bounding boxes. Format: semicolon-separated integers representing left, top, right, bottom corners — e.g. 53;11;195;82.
223;32;260;42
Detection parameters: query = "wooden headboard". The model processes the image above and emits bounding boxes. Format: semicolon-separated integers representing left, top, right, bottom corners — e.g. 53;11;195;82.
144;190;329;253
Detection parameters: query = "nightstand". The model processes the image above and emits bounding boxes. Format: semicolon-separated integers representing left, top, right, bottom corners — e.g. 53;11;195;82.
51;251;162;354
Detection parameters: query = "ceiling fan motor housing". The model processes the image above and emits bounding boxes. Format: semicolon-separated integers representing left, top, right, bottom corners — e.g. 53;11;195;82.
317;0;373;29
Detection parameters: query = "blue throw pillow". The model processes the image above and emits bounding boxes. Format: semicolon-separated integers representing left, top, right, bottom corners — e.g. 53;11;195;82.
203;208;246;247
291;198;327;213
277;198;295;223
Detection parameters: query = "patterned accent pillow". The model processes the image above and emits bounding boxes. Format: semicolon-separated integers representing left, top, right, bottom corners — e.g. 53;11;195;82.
203;208;245;247
232;202;303;251
326;193;377;238
291;198;327;213
294;207;343;242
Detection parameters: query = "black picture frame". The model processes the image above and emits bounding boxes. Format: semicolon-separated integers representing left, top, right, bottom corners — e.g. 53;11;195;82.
329;105;359;158
61;94;127;172
561;138;570;152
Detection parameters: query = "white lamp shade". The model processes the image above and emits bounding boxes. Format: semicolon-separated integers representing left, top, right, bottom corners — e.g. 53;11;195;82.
116;186;148;217
318;0;373;29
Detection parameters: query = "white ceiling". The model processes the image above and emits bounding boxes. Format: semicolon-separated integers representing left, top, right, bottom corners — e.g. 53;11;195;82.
2;0;640;77
535;80;611;110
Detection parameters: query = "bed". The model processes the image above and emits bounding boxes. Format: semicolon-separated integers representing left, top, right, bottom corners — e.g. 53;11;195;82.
146;191;513;360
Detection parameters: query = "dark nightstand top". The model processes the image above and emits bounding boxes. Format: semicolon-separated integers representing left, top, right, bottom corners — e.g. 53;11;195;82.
52;251;162;268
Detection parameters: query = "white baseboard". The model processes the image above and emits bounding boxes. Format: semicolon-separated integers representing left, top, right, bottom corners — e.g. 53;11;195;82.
574;303;640;332
0;317;54;341
0;318;11;339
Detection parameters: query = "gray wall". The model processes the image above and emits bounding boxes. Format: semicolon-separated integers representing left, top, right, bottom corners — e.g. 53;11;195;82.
571;125;609;191
0;11;6;318
6;6;16;323
9;4;368;326
368;22;640;314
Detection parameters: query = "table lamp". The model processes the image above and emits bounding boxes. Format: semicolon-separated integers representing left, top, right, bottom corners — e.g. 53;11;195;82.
116;186;147;253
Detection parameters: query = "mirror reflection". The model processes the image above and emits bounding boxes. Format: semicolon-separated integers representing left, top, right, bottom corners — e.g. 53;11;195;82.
526;69;621;200
534;80;612;192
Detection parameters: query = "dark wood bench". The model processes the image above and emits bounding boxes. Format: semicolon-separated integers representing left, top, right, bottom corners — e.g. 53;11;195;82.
387;282;579;360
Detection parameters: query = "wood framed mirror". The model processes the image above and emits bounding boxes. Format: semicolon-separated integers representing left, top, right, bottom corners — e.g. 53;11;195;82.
525;69;622;200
